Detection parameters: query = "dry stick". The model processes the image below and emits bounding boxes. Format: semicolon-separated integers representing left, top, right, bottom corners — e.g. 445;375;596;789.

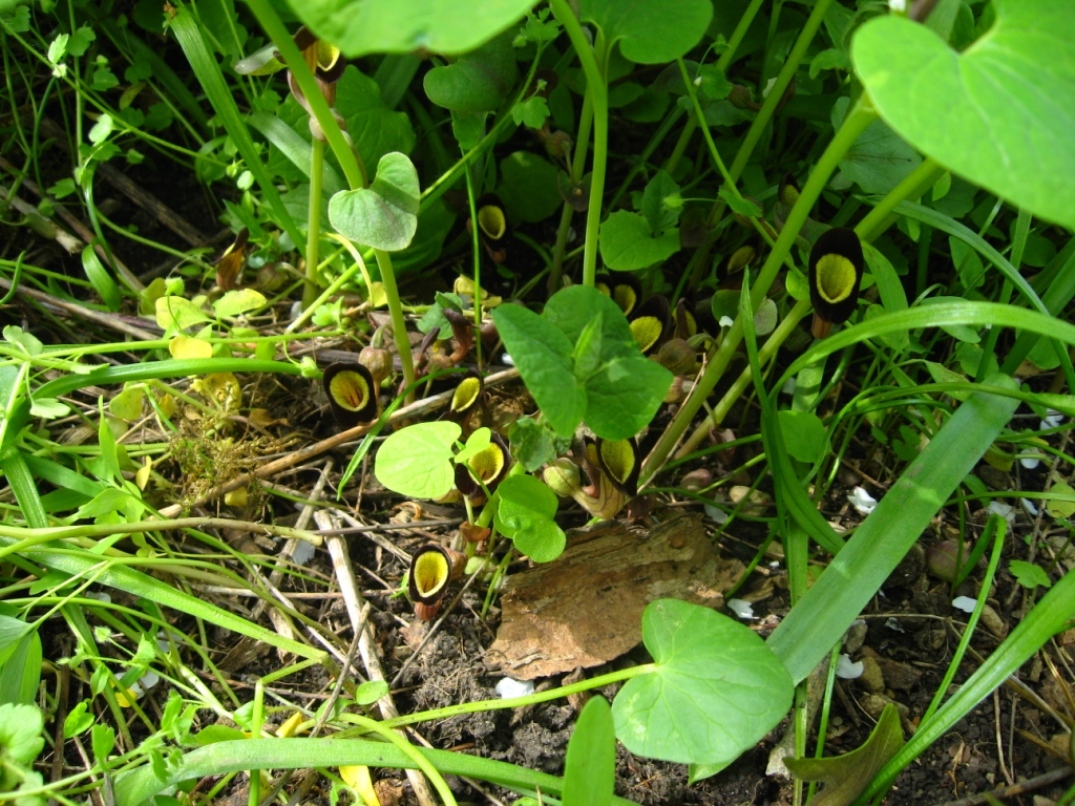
38;118;209;248
0;276;163;341
0;155;142;292
0;185;83;253
937;766;1073;806
157;367;520;519
317;509;438;806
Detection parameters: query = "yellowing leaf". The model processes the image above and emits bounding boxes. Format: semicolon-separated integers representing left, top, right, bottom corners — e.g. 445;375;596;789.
168;334;212;360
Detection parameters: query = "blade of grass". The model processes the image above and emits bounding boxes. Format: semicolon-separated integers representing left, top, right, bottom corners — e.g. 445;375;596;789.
858;566;1075;803
113;737;642;806
0;536;322;659
767;373;1020;684
167;4;304;251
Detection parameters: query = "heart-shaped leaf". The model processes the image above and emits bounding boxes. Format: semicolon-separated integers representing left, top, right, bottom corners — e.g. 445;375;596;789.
291;0;540;58
374;421;461;499
579;0;712;64
329;152;420;251
613;599;793;766
852;1;1075;229
599;210;680;271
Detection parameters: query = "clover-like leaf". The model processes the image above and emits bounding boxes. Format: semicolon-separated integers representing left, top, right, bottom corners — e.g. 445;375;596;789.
329;152;419;251
613;599;793;766
496;474;565;562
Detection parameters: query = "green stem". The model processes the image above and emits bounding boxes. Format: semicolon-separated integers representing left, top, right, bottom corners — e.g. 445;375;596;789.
303;136;325;310
548;93;593;291
857;158;946;243
375;249;415;402
641;97;878;482
728;0;834;183
245;0;366;191
675;298;812;459
550;0;608;288
380;662;654;729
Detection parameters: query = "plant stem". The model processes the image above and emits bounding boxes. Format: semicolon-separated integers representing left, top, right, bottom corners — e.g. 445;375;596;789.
246;0;365;192
550;0;608;288
548;92;593;290
856;157;946;242
380;662;654;729
303;136;324;310
641;97;877;482
728;0;834;183
375;249;415;402
676;298;812;459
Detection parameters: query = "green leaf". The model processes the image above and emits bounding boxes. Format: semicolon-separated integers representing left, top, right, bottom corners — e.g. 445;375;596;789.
290;0;539;57
599;210;680;271
374;421;461;499
785;703;905;806
64;702;94;739
336;67;417;167
329;152;420;251
0;631;41;706
640;170;682;233
1008;559;1051;590
717;187;761;218
0;703;44;790
495;474;565;563
778;410;830;464
579;0;712;64
424;32;517;114
768;374;1021;685
497;151;561;223
852;1;1075;229
563;696;615;806
82;245;122;310
508;417;571;472
494;304;584;436
613;599;793;766
0;617;33;668
831;97;922;195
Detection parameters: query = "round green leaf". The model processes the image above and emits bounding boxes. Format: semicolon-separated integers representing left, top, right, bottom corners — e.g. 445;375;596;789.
329;152;420;251
613;599;793;766
373;421;461;499
580;0;712;64
423;33;517;113
777;410;830;464
497;151;562;223
599;211;680;271
852;2;1075;229
292;0;539;57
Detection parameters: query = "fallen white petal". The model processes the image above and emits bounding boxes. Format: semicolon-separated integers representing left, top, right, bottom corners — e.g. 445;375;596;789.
986;501;1015;523
502;352;515;366
885;617;905;633
703;503;729;524
495;677;534;699
848;486;879;515
727;598;755;619
718;315;734;329
836;654;864;679
1041;410;1064;430
1019;456;1041;470
291;540;316;566
889;0;907;11
1021;498;1039;516
952;595;977;613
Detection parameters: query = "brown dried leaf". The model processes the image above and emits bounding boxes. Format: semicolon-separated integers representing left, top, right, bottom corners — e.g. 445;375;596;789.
486;513;743;679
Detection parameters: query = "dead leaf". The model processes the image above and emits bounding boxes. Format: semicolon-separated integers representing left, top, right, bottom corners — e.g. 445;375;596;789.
486;513;742;679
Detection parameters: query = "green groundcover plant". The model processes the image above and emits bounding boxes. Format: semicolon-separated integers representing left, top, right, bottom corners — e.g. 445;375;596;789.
1;0;1075;804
